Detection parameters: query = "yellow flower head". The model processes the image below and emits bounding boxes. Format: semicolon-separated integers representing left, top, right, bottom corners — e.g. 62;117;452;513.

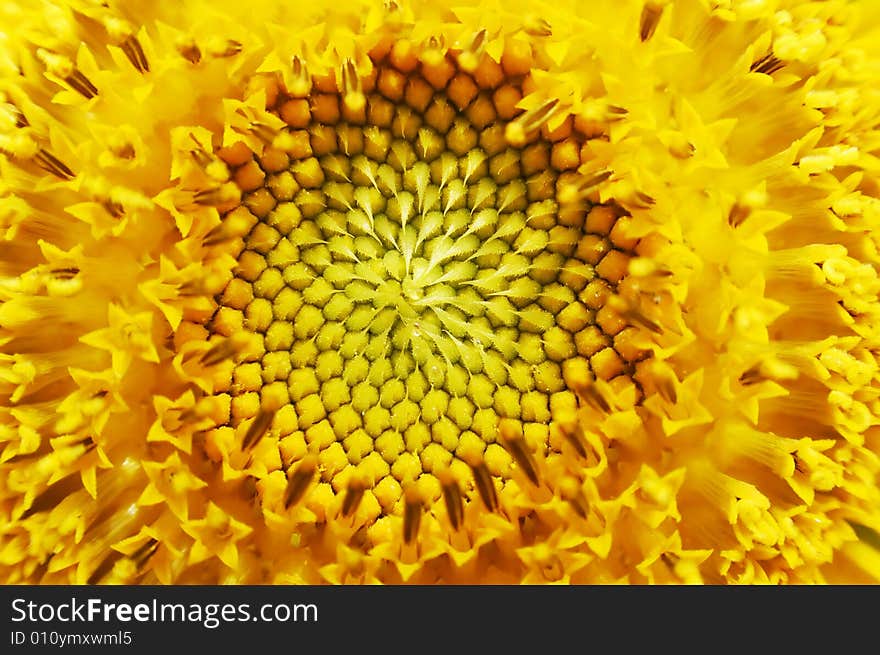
2;0;880;584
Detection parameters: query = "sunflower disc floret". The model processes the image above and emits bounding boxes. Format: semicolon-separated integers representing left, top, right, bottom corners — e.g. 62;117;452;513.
1;0;880;585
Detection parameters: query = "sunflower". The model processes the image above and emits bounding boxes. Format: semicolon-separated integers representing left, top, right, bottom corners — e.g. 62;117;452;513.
1;0;879;585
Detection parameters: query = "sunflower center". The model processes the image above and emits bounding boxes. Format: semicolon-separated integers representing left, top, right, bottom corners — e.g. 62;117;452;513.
213;55;640;534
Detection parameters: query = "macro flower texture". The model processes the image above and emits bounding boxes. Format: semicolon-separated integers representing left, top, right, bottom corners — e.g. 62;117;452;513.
1;0;879;586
